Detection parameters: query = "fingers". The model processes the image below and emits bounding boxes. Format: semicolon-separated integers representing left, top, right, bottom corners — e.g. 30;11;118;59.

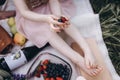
85;59;91;69
65;21;70;25
50;15;70;31
50;24;61;32
52;20;69;30
52;20;64;26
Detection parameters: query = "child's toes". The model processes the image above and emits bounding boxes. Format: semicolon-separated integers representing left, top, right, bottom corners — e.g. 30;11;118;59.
91;71;97;76
96;66;103;74
86;61;90;69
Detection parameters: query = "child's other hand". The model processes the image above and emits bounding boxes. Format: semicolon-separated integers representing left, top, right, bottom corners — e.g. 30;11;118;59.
50;23;61;32
46;15;63;26
46;15;64;32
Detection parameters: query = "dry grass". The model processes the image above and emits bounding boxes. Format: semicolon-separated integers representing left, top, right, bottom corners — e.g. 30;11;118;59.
90;0;120;75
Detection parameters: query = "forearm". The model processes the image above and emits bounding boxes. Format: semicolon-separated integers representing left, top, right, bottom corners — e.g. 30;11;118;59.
49;0;62;17
20;10;48;22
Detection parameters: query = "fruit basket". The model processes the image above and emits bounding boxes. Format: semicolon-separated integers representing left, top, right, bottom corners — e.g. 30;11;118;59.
30;52;73;80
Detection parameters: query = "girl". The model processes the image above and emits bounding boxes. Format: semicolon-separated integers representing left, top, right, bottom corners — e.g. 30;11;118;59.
13;0;102;76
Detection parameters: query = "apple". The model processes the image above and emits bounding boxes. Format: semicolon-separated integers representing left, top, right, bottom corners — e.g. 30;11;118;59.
14;33;26;46
7;17;15;27
10;24;17;35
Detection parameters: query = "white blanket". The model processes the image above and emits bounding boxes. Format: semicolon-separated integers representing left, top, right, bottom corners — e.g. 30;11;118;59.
0;0;120;80
72;0;120;80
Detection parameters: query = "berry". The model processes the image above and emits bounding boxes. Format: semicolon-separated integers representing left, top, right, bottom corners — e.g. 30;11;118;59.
41;70;45;74
35;73;40;78
40;60;71;80
43;65;47;70
58;19;63;22
37;65;43;72
45;77;50;80
50;77;55;80
56;77;63;80
58;16;67;23
43;59;49;65
61;16;67;23
43;73;47;77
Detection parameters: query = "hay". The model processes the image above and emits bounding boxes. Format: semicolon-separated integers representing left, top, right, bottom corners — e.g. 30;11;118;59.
90;0;120;75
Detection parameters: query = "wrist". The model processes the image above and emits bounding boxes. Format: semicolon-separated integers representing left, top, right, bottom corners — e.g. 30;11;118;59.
39;15;49;22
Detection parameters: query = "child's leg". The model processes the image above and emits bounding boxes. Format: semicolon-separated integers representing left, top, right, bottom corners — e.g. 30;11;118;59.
64;24;98;68
71;38;112;80
48;31;102;76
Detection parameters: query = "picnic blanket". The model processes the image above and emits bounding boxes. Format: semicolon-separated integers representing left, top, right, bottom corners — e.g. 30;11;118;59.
0;0;120;80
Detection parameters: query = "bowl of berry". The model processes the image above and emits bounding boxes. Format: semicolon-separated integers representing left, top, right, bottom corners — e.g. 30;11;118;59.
33;52;72;80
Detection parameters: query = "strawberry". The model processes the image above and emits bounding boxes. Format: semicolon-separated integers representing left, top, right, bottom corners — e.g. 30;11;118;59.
35;73;40;78
61;16;67;23
37;65;43;72
43;65;47;70
43;59;49;65
45;78;50;80
50;77;55;80
56;77;63;80
43;73;47;77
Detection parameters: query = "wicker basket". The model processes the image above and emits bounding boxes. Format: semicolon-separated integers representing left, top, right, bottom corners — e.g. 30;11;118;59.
25;0;49;10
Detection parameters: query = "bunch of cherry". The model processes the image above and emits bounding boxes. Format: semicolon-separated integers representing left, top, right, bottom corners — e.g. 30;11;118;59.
34;59;71;80
58;16;68;23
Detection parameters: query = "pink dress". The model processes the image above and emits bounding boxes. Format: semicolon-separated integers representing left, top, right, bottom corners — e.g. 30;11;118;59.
15;0;76;48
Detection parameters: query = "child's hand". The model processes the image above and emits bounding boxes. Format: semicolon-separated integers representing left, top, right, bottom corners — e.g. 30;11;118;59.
57;16;70;29
46;15;64;32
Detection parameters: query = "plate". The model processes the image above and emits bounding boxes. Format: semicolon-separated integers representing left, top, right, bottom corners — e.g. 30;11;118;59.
29;52;72;80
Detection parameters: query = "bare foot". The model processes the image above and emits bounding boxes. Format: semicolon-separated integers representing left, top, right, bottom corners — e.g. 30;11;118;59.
80;64;103;76
84;53;97;69
76;55;103;76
